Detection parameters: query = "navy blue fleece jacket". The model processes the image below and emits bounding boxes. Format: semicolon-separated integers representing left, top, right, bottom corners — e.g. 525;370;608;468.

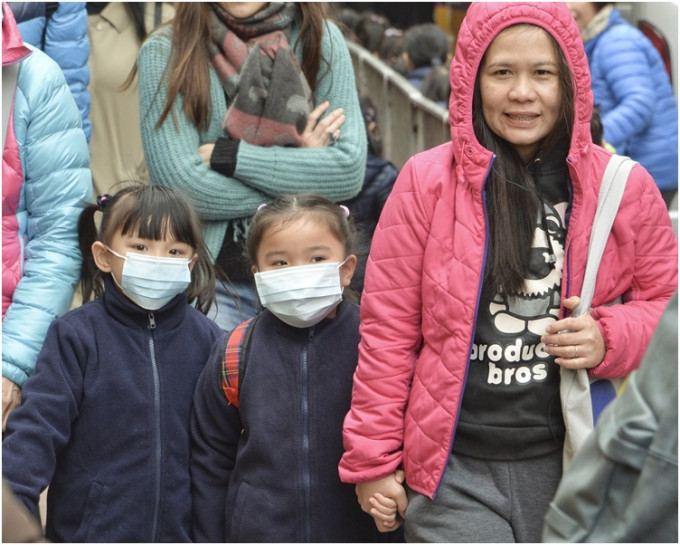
2;276;222;542
191;301;396;542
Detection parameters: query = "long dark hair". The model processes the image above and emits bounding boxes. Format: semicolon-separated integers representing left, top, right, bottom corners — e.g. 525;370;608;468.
156;2;329;131
474;25;574;297
78;183;217;314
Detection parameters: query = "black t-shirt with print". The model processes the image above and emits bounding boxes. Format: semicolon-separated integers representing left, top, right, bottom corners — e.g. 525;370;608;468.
453;158;570;460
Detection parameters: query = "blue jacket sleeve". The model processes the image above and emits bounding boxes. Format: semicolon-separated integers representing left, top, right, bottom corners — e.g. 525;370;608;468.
1;46;92;387
190;334;242;543
44;2;90;142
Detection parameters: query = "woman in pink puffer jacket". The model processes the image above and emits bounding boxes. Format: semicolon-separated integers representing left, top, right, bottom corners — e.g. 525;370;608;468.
339;2;677;542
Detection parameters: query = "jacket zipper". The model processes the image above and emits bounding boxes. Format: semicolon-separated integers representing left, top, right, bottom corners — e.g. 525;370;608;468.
148;311;162;542
300;328;314;542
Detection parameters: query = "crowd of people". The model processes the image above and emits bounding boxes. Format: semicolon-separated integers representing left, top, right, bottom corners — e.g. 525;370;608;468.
2;1;678;543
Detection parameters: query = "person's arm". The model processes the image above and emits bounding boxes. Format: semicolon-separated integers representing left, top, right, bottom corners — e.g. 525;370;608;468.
2;319;84;516
587;170;677;379
339;157;429;483
190;335;242;543
2;47;91;391
43;2;91;142
226;22;366;202
596;28;658;153
137;30;267;222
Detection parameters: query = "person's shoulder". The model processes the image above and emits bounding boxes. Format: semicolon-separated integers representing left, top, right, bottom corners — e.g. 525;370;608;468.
184;306;224;338
48;300;106;337
138;25;173;56
17;46;69;97
600;13;644;45
410;141;456;170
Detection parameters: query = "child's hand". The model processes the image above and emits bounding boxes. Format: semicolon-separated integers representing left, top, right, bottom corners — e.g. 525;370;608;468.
355;470;407;532
368;492;402;531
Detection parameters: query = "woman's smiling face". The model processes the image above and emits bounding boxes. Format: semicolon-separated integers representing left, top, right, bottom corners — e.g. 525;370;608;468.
479;25;562;162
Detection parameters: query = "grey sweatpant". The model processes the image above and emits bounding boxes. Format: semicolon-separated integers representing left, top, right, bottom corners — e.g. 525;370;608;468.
404;449;562;542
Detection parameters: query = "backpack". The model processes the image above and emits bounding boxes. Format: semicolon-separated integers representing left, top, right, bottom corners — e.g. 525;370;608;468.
220;314;262;408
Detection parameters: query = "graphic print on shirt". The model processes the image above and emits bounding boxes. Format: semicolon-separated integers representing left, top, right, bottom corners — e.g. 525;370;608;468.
471;200;568;387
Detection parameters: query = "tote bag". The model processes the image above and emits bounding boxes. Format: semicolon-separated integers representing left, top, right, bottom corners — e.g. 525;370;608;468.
560;154;636;467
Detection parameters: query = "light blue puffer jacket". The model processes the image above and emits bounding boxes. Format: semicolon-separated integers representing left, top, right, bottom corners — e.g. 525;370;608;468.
585;8;678;192
2;2;92;387
15;2;91;142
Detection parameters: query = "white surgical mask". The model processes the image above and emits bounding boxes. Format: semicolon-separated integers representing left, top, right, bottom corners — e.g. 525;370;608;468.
107;248;192;311
254;260;347;328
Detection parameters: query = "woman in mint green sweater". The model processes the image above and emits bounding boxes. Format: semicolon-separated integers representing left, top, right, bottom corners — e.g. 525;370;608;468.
137;2;366;332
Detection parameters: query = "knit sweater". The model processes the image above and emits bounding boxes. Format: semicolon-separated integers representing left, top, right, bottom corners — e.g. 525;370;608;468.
137;19;366;261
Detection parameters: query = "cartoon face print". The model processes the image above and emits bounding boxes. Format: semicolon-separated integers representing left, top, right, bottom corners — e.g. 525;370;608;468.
489;201;568;336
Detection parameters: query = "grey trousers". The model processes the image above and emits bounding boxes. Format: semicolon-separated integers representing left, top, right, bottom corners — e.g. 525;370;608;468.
404;449;562;542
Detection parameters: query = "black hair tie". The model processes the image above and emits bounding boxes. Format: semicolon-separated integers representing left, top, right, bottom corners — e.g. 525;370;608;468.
96;194;111;211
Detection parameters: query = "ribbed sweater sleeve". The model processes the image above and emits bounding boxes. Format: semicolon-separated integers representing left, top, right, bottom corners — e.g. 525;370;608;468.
137;29;266;222
137;21;365;224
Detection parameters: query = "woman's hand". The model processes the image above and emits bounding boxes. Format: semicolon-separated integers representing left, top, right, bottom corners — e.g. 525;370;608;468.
198;144;215;166
541;296;606;369
300;101;346;148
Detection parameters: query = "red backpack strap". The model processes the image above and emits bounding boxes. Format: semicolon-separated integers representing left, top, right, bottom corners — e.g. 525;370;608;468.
221;318;253;408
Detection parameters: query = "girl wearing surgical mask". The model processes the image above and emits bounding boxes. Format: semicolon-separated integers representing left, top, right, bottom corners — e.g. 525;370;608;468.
2;184;224;542
190;193;394;542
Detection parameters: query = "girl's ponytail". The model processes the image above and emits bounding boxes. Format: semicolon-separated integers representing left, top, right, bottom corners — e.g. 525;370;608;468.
78;202;105;304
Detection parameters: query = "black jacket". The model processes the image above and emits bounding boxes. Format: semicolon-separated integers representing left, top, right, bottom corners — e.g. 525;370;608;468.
191;301;397;542
2;277;223;542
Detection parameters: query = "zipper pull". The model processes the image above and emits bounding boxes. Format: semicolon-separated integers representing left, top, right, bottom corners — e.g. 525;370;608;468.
148;312;156;330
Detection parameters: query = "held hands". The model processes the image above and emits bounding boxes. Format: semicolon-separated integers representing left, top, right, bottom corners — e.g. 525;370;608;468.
2;377;22;431
355;470;408;532
541;296;606;369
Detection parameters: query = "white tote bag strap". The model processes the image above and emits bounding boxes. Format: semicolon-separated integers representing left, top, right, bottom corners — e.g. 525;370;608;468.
573;154;636;317
2;63;19;151
561;154;636;468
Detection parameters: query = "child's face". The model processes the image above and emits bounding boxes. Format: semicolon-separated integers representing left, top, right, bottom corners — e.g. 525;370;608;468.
91;227;198;285
252;217;356;290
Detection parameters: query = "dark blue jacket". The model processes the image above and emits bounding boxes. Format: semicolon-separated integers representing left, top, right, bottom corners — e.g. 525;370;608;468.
2;276;222;542
191;301;398;542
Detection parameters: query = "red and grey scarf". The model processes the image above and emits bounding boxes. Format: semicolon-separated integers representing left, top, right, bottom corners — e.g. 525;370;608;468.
208;2;312;147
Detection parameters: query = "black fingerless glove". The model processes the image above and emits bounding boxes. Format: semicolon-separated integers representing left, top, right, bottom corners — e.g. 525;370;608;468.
210;137;241;177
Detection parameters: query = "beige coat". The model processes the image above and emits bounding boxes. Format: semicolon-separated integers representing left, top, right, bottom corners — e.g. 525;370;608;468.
87;2;174;196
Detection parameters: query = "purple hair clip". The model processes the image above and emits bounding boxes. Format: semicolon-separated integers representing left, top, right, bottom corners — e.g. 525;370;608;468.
96;194;111;211
339;205;350;218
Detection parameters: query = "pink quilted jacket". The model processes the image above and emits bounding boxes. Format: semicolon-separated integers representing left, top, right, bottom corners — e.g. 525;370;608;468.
339;2;678;499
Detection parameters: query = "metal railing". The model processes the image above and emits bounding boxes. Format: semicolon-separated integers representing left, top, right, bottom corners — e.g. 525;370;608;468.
347;40;450;170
